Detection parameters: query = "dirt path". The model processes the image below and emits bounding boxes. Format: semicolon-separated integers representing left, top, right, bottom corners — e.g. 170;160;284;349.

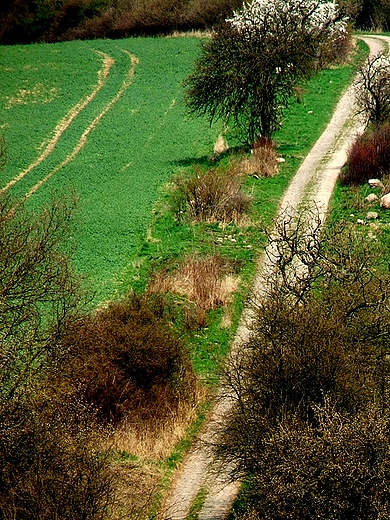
162;35;389;520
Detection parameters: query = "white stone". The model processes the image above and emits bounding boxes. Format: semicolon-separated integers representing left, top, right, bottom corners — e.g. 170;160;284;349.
380;193;390;209
357;219;365;225
368;178;384;189
366;211;378;220
213;135;229;154
365;193;379;203
277;157;286;163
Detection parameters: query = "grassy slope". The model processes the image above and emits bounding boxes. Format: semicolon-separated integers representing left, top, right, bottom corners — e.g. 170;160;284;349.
0;35;367;383
117;41;368;381
0;35;370;515
0;37;219;301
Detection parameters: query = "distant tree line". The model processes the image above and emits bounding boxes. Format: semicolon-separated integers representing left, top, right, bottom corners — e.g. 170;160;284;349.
0;0;389;45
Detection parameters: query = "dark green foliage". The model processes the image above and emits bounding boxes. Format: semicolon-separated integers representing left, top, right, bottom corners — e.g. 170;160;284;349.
60;293;198;424
355;0;390;30
341;124;390;185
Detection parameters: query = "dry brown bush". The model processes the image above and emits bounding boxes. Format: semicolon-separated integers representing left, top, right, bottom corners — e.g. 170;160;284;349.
170;164;253;225
238;138;279;178
148;254;239;329
228;404;390;520
56;293;199;426
341;124;390;185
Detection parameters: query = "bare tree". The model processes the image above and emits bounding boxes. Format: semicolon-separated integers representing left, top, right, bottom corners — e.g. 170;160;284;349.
355;52;390;128
0;192;87;402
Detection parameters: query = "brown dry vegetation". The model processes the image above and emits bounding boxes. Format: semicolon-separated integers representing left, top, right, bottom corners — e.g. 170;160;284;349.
169;141;279;226
238;138;279;178
54;293;199;427
148;254;240;329
216;211;390;519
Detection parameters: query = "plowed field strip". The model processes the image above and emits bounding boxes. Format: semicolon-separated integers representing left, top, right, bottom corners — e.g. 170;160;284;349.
0;50;114;194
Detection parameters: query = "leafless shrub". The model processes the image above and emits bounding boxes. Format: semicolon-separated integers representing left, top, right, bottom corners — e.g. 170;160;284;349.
0;191;85;403
341;124;390;185
227;403;390;520
355;52;390;128
170;165;253;225
216;210;390;519
148;254;239;328
238;138;279;178
0;397;117;520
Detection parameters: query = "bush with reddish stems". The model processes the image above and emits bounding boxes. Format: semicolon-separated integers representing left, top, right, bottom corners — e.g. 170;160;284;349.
341;124;390;185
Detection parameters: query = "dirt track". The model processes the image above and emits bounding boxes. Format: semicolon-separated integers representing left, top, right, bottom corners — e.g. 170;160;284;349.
163;35;390;520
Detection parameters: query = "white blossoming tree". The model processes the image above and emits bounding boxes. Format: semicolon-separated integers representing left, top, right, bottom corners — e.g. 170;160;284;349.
184;0;348;144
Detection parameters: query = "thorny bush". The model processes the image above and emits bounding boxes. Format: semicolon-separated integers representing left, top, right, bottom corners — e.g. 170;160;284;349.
215;209;390;519
59;293;198;424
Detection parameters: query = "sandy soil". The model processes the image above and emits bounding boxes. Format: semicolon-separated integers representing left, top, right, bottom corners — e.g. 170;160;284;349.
162;35;390;520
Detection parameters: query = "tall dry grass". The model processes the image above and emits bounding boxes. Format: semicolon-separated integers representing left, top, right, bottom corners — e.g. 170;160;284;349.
148;254;240;329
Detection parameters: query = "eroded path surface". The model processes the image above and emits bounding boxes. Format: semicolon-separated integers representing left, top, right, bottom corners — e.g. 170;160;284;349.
163;35;390;520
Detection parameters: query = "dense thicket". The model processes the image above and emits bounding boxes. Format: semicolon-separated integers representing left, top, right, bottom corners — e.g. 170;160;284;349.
216;211;390;519
0;0;388;45
0;0;243;44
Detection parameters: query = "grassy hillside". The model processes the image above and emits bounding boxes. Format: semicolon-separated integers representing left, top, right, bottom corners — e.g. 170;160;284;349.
0;37;220;301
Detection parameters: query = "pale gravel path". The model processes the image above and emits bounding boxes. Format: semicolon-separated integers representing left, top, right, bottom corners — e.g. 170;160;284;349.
163;35;389;520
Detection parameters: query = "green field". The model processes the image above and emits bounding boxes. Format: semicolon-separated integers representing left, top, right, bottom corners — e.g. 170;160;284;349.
0;36;366;305
0;37;219;300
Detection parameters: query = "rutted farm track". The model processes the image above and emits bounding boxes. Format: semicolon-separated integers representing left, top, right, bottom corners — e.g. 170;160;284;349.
163;35;390;520
0;39;219;301
1;49;138;199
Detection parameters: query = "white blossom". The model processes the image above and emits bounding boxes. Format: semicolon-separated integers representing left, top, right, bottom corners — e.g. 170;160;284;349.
227;0;348;40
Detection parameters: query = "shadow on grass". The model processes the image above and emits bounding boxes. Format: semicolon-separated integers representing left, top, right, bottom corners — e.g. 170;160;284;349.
172;146;247;169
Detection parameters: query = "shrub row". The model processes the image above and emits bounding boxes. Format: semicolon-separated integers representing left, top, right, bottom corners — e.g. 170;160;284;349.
2;0;388;45
0;0;243;44
217;213;390;519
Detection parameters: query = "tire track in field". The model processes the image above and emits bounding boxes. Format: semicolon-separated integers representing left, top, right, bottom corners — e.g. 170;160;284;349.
0;50;114;194
24;51;139;199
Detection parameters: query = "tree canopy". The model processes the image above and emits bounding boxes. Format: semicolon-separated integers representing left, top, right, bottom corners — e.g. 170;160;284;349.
184;0;348;144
